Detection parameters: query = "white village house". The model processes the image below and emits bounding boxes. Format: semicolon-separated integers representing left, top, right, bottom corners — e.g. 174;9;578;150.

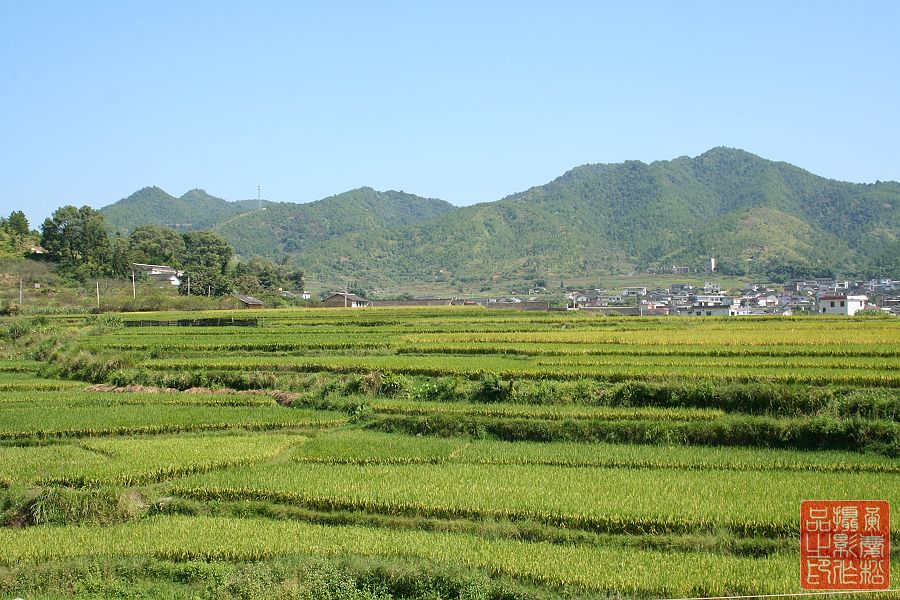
132;263;182;286
685;304;751;317
816;295;868;316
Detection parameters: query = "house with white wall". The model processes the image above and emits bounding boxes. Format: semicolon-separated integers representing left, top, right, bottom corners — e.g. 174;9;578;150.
817;295;867;316
684;304;750;317
695;294;726;306
133;263;182;286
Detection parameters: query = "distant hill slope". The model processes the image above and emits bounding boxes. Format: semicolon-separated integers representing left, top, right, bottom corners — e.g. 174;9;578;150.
212;187;456;258
100;148;900;284
101;187;271;233
296;148;899;283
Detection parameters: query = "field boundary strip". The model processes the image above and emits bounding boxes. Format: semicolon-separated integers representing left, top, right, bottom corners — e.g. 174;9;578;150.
661;590;899;600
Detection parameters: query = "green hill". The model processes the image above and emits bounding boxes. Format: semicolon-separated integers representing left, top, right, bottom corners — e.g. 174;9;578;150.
100;148;900;284
101;187;270;233
212;187;456;258
296;148;898;283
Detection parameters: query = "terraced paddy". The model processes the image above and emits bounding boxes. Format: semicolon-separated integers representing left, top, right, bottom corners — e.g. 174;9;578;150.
0;308;897;598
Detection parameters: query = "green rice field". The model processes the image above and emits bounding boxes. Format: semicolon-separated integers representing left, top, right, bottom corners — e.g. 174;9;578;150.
0;307;898;598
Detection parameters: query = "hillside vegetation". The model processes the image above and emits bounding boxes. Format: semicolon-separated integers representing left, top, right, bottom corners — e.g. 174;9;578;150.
213;188;456;259
101;148;900;285
102;187;271;233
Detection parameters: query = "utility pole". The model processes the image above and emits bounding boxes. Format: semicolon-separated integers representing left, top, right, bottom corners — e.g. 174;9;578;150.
258;185;261;211
96;282;100;310
187;276;191;296
131;271;136;299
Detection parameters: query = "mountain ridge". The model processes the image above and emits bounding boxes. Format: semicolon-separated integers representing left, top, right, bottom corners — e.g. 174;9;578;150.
102;186;274;233
100;148;900;284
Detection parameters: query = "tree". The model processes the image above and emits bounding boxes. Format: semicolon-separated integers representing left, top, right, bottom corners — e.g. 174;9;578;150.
232;273;262;295
715;257;748;277
40;205;79;261
178;267;232;296
181;231;233;273
764;258;831;283
869;240;900;278
233;256;287;291
229;256;304;293
109;233;133;278
348;285;368;298
286;269;305;291
0;211;36;257
5;211;29;236
128;225;186;267
40;205;111;275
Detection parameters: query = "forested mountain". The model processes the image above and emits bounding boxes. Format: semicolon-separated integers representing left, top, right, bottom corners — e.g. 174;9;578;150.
102;187;271;233
212;188;456;258
100;148;900;284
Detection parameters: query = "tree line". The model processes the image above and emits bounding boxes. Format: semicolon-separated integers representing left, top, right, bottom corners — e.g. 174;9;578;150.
39;206;303;297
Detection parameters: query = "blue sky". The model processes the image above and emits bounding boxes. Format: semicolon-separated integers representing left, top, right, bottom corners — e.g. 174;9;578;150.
2;1;899;227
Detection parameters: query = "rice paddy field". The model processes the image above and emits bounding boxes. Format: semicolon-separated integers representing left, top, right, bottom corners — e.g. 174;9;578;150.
0;307;898;599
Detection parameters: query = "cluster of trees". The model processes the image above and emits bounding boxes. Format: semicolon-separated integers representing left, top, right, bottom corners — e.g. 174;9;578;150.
127;226;235;273
868;240;900;280
762;259;835;284
40;206;124;278
2;211;30;237
1;211;37;257
176;254;304;298
39;207;303;296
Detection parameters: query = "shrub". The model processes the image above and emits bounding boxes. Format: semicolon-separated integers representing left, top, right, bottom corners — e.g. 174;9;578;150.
3;319;30;340
378;371;408;397
411;377;459;403
50;348;135;383
472;373;513;404
25;487;145;526
0;301;20;316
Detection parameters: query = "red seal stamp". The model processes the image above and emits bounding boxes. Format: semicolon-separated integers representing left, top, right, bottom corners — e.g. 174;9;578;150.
801;500;890;590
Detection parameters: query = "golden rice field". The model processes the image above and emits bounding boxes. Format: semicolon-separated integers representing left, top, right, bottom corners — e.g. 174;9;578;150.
0;307;898;598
